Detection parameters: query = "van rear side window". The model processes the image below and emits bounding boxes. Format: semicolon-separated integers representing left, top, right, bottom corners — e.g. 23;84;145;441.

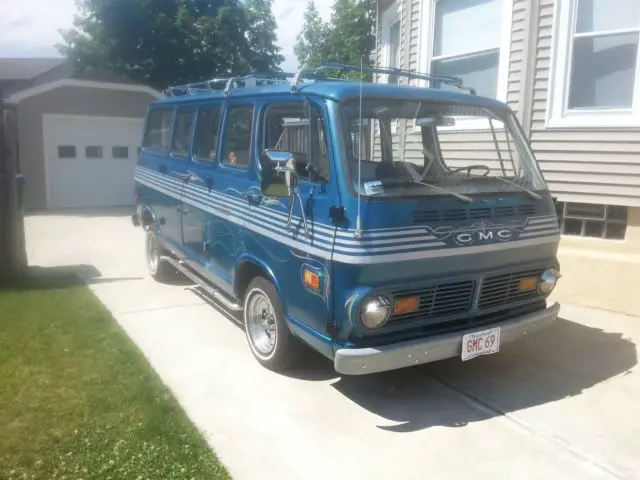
143;108;174;153
194;107;221;162
171;108;196;158
222;105;253;169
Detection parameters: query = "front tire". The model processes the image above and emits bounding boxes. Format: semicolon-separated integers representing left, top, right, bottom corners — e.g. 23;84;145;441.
243;276;302;372
145;229;175;282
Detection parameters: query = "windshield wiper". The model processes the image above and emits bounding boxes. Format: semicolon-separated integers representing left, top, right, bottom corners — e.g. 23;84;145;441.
387;178;473;203
460;172;543;200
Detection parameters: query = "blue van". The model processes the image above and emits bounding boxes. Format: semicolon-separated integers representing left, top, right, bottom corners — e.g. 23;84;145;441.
132;64;561;375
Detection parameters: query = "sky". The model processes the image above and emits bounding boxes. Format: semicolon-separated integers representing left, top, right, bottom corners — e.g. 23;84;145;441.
0;0;333;72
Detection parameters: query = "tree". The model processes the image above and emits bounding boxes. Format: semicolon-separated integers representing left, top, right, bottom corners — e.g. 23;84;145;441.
293;0;375;80
57;0;283;90
244;0;285;72
293;1;329;70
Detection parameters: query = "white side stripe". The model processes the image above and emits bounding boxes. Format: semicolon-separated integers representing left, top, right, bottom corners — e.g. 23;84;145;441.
135;166;560;264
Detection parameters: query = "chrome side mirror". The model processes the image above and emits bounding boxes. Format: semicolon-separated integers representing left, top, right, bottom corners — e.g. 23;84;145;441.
262;149;296;198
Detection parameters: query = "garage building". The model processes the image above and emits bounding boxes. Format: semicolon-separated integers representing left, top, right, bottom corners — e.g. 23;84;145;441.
1;58;161;211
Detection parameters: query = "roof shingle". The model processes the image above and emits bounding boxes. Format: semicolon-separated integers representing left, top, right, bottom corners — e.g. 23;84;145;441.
0;57;68;81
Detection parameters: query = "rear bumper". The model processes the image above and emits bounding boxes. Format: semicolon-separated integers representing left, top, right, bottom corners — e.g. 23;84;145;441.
334;300;560;375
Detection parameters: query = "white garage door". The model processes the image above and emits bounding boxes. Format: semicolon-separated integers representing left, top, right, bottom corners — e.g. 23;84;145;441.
43;114;145;209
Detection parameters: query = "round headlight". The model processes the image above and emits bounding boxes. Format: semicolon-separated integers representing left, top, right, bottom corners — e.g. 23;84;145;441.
360;295;392;329
538;268;561;296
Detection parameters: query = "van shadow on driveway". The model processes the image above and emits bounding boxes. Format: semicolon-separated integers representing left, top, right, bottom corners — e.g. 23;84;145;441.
5;265;145;289
26;206;135;218
328;317;637;433
193;281;637;433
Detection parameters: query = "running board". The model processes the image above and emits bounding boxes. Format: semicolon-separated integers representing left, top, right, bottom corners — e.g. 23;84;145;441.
160;256;243;311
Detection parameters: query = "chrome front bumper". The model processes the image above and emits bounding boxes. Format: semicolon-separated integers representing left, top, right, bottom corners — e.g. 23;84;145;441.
334;300;560;375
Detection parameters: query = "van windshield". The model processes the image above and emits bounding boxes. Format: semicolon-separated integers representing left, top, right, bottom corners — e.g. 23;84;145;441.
340;98;547;199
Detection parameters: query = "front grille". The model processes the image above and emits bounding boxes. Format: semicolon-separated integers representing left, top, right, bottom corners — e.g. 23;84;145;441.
477;268;542;310
412;204;537;224
390;280;475;322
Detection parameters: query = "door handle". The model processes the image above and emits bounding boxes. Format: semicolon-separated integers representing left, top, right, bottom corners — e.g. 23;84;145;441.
175;172;193;182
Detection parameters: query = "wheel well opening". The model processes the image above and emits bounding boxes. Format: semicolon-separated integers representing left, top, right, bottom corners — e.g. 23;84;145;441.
235;262;268;301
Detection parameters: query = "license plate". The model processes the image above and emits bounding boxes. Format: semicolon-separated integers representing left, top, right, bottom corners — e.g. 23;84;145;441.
461;327;501;361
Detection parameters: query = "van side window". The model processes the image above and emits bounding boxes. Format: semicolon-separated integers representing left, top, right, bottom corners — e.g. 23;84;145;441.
194;107;221;162
262;102;329;183
222;105;253;169
171;108;196;158
143;108;174;153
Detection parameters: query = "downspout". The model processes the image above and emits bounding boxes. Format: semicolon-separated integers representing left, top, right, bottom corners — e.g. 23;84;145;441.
519;0;541;139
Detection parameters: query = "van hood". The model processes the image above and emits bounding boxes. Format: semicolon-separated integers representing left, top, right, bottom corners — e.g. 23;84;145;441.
332;193;560;269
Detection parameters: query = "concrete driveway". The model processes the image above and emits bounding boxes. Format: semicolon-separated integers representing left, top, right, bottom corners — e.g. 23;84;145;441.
25;208;640;480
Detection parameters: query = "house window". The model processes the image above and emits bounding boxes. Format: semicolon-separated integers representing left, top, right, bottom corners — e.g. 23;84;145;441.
57;145;76;158
112;146;129;159
556;201;628;240
86;146;103;158
430;0;504;98
388;20;401;84
381;1;402;84
417;0;510;101
548;0;640;128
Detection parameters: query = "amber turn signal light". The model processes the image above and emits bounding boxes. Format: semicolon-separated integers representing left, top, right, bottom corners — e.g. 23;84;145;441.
303;269;320;290
519;277;538;292
394;296;419;314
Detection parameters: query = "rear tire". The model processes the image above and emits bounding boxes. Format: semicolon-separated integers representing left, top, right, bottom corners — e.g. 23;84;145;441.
243;276;303;372
145;229;175;282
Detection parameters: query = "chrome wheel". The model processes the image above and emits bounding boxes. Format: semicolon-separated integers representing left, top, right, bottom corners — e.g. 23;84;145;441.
146;231;159;274
245;289;278;358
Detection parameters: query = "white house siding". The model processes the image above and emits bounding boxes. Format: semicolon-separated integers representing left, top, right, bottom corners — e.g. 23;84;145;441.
508;0;527;113
529;0;640;207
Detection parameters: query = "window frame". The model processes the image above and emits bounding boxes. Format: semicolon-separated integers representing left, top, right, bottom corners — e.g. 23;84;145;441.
381;1;403;85
417;0;513;131
192;104;223;164
85;146;103;159
57;145;76;159
555;201;628;240
219;102;255;171
142;107;175;154
258;100;331;184
112;146;129;159
547;0;640;128
170;107;197;159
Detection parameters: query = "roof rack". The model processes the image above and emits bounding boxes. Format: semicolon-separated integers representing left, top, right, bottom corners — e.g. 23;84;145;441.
163;62;476;98
164;70;296;97
290;62;476;95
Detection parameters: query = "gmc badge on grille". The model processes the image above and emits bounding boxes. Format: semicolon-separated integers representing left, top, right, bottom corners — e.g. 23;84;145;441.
455;229;513;245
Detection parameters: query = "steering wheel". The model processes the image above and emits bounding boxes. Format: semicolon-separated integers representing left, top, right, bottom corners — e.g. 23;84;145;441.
450;165;491;176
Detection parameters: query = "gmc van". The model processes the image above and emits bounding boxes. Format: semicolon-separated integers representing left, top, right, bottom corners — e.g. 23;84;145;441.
132;64;561;375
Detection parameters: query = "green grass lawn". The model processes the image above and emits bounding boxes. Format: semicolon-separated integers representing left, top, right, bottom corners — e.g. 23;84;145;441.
0;271;230;479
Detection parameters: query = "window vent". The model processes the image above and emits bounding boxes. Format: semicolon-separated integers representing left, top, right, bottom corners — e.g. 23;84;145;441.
442;209;468;221
412;210;440;224
413;204;538;225
469;208;492;219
